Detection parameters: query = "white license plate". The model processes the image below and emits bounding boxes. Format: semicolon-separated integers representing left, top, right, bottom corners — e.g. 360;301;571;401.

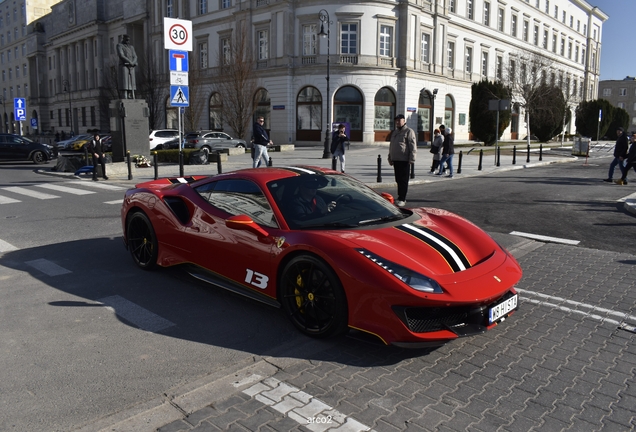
488;294;518;324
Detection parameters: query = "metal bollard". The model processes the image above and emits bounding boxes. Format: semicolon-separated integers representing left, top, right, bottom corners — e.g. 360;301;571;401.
512;146;516;165
268;156;273;167
153;152;158;180
216;151;223;174
376;155;382;183
410;162;415;179
539;144;543;161
179;151;184;177
478;149;483;171
126;151;132;180
332;157;337;171
496;146;501;167
457;151;463;174
526;144;530;163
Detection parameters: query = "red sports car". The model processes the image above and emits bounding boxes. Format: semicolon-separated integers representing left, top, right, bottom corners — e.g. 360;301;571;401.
121;166;522;347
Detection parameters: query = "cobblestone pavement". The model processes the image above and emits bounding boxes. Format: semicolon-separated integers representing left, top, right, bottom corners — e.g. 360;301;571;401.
149;242;636;432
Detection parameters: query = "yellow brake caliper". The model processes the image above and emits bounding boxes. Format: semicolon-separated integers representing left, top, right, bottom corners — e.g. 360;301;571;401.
295;274;304;311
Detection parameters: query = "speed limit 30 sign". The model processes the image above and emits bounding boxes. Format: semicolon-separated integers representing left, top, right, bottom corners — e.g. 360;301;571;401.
164;17;192;52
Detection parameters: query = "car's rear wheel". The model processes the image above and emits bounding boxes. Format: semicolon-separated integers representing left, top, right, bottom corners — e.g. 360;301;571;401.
32;151;46;164
279;255;348;338
236;143;246;149
126;212;158;270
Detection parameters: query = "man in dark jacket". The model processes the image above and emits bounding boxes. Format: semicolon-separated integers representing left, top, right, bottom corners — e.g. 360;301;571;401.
86;133;108;181
388;114;417;207
436;127;455;178
616;131;636;185
604;126;628;182
252;116;273;168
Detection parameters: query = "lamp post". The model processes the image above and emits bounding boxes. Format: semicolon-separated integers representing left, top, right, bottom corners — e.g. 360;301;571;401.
63;79;73;135
318;9;332;159
428;88;438;142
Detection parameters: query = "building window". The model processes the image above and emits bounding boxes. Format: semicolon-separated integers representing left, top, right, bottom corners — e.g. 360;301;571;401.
545;0;550;14
602;88;611;96
552;34;557;53
341;23;357;55
198;42;208;68
449;0;455;13
523;20;529;42
379;25;392;57
496;55;502;80
82;106;86;126
483;2;490;26
421;33;430;63
209;93;223;130
618;102;625;109
302;24;317;56
465;47;472;73
633;102;636;111
560;38;565;56
568;42;572;59
562;11;566;23
257;30;268;60
221;0;231;9
482;51;488;76
447;41;455;69
497;8;504;31
554;5;558;19
533;25;539;45
581;48;585;64
543;29;549;49
467;0;473;20
510;59;516;81
583;24;587;36
221;37;230;65
166;0;173;17
511;15;517;37
575;45;579;62
569;16;573;27
198;0;207;14
620;88;627;96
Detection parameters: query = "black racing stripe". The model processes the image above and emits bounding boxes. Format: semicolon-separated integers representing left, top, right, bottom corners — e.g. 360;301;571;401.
396;225;472;272
278;167;319;176
167;177;197;184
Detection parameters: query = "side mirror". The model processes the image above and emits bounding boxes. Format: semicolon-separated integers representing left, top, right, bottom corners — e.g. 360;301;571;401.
226;214;270;238
380;192;394;204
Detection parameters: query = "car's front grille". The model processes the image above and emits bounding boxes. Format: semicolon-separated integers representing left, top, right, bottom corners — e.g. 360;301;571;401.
398;306;471;333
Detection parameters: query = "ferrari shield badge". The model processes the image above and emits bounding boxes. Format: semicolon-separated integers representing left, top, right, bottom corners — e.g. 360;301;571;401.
276;237;286;248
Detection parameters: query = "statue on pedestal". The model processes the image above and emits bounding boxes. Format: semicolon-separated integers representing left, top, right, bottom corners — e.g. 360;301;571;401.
117;35;137;99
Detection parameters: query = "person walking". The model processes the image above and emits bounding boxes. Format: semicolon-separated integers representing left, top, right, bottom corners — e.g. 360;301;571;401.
252;116;273;168
604;126;628;183
616;131;636;185
387;114;417;207
430;128;443;173
86;133;108;181
330;124;348;173
437;127;455;177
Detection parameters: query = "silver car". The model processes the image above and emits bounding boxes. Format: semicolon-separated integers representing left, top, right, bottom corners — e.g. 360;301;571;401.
184;131;248;153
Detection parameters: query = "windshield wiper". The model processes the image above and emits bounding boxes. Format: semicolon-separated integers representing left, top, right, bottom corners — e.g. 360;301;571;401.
358;214;405;226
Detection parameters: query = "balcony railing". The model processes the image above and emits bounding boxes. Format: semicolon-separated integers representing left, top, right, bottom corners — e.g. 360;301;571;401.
301;56;316;65
339;55;358;65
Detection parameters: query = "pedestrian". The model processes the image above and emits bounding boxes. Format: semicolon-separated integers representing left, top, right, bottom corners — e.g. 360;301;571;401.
55;131;60;142
60;130;66;141
616;131;636;185
252;116;273;168
387;114;417;207
604;126;628;183
437;127;455;177
430;128;443;173
330;124;348;173
86;133;108;181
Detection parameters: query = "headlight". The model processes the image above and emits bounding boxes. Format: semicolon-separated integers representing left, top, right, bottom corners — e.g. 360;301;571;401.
357;249;443;293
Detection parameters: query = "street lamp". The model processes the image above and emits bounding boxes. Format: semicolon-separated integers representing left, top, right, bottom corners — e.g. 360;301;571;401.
63;79;73;135
318;9;332;159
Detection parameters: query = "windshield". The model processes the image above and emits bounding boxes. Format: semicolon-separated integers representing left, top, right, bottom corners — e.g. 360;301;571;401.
267;174;405;230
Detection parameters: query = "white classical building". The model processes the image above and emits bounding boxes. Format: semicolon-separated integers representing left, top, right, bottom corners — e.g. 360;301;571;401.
26;0;607;144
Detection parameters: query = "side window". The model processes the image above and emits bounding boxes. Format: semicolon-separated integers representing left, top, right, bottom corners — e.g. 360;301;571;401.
194;179;278;228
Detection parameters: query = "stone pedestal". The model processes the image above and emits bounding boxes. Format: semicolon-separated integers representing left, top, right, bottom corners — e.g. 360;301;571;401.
110;99;149;162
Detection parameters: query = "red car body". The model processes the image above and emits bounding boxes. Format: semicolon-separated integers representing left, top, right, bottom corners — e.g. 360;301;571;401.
121;166;522;347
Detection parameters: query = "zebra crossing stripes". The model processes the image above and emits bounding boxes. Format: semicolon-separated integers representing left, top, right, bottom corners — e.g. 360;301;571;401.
0;195;20;204
64;180;126;191
2;186;59;200
0;181;126;204
36;183;96;195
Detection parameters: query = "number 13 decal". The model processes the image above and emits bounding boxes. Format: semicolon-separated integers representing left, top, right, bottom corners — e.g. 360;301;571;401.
245;269;269;289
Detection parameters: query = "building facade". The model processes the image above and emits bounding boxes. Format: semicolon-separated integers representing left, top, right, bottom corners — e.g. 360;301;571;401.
26;0;607;144
598;77;636;129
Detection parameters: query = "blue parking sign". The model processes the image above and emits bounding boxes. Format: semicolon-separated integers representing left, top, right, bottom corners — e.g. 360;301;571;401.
14;98;26;121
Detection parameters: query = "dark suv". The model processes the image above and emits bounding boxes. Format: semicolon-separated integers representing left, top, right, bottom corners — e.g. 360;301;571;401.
0;134;55;164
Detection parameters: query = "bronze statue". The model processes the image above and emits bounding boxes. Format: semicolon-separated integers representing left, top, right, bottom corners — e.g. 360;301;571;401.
117;35;137;99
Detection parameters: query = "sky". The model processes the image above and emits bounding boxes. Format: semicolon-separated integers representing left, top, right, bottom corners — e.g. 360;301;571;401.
593;0;636;81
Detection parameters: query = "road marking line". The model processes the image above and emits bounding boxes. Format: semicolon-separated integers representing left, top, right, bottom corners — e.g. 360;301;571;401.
25;258;71;276
0;194;21;204
64;180;126;191
509;231;580;245
2;186;59;200
616;192;636;203
104;199;122;205
36;183;95;195
0;239;18;252
242;376;373;431
98;295;175;333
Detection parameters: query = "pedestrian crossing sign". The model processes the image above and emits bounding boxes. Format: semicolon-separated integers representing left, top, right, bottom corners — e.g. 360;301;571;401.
170;85;189;107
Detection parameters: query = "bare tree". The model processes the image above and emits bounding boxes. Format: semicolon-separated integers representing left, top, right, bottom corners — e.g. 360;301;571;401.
214;26;259;139
97;60;119;131
137;53;167;131
503;52;559;145
183;53;206;132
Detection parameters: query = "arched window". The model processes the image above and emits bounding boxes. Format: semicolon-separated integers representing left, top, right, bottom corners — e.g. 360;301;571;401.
418;91;433;142
165;97;178;129
209;93;222;130
374;87;395;141
444;95;455;131
296;86;322;141
334;86;363;142
254;88;271;130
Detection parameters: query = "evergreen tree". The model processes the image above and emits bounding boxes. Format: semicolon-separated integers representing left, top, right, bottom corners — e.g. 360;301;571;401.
469;80;511;145
528;83;567;142
575;99;614;140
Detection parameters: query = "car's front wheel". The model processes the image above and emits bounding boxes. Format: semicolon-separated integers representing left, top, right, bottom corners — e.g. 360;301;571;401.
126;211;158;270
32;151;47;164
279;255;348;338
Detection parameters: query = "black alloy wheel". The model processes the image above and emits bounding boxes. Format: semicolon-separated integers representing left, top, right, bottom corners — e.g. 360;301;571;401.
126;212;158;270
279;255;348;338
32;151;46;164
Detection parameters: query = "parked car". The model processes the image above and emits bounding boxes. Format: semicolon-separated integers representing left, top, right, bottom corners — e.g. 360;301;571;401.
165;137;184;150
100;135;112;152
56;134;92;151
0;134;55;164
149;129;179;150
184;131;248;153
